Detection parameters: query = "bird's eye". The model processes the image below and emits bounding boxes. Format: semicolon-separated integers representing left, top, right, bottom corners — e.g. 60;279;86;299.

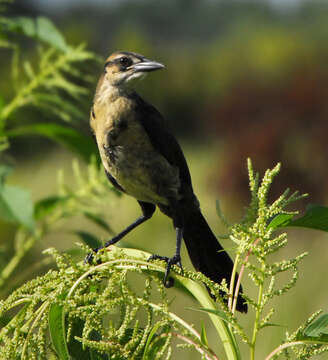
119;56;132;68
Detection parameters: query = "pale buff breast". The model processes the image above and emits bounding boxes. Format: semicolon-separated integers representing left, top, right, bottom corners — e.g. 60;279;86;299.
91;94;180;205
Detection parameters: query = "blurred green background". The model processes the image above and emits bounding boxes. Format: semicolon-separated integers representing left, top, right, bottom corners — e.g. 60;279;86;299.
1;0;328;358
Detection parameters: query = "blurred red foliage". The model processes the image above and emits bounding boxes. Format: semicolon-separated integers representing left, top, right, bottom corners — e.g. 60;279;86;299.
207;66;328;205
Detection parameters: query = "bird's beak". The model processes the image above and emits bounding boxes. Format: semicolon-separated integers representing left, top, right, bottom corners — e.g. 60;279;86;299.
131;59;165;73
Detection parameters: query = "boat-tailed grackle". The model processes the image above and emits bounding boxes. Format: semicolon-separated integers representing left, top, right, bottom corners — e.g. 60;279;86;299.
86;51;247;313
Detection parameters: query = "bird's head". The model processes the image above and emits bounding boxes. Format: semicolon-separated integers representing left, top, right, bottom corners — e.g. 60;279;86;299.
103;51;165;87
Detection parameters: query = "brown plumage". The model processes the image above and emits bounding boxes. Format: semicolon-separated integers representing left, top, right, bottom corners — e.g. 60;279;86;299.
87;51;247;313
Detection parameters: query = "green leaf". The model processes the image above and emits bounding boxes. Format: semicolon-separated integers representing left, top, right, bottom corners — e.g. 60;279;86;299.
288;205;328;232
304;314;328;337
35;17;67;51
32;93;85;123
269;205;328;233
143;322;162;359
0;183;34;230
23;60;35;80
6;17;35;37
47;74;88;98
7;123;98;162
34;196;66;220
48;303;70;360
142;324;167;360
186;307;230;323
75;231;102;248
6;16;67;51
200;322;209;347
84;212;114;234
268;213;295;230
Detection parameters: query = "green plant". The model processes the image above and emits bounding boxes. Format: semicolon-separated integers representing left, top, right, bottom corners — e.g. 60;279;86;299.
1;2;328;359
0;3;101;293
0;11;99;158
0;158;118;294
1;160;328;359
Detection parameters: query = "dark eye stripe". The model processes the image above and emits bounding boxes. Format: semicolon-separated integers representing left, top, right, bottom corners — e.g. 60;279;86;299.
103;56;133;71
104;60;113;68
119;51;144;61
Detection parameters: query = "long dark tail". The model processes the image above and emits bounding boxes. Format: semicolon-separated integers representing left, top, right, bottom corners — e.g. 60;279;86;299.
183;209;248;313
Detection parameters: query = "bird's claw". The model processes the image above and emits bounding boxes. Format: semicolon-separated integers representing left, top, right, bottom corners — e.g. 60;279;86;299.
84;247;102;265
148;254;183;288
84;237;118;265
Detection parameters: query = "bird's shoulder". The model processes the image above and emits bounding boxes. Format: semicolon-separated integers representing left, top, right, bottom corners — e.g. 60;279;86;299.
131;92;193;188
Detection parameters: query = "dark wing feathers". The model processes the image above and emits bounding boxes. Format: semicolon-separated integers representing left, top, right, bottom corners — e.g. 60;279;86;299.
133;93;193;189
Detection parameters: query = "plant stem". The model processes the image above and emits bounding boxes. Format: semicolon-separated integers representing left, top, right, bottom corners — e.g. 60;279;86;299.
21;300;50;359
0;50;67;122
228;253;239;311
264;340;328;360
0;231;40;289
232;238;260;314
147;302;202;341
168;332;219;360
250;262;265;360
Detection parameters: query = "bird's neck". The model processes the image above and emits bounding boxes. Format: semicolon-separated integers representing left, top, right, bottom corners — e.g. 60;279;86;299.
95;75;133;105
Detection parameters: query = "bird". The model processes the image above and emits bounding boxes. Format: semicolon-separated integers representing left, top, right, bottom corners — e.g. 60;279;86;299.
86;51;247;313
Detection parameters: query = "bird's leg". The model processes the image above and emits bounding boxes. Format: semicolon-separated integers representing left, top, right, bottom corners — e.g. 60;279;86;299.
149;203;184;287
85;201;155;264
148;227;183;287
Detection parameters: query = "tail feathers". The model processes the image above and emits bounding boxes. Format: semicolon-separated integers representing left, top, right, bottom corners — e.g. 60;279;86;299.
183;209;247;313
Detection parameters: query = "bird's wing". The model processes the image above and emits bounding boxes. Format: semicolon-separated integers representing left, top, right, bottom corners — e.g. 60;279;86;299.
133;93;193;189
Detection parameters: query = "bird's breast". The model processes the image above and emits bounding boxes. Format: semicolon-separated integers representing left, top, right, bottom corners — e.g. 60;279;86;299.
92;97;181;205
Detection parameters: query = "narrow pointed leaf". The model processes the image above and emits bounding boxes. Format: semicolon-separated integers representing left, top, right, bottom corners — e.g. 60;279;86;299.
32;93;85;122
200;322;209;347
6;16;67;51
35;17;67;51
186;307;230;323
143;322;162;359
268;213;294;230
7;123;98;162
84;212;114;234
48;303;70;360
34;196;66;220
304;314;328;337
5;17;35;37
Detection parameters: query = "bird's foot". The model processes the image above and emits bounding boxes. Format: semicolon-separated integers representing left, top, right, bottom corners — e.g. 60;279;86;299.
84;237;118;265
148;254;183;288
84;247;102;265
84;246;107;265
